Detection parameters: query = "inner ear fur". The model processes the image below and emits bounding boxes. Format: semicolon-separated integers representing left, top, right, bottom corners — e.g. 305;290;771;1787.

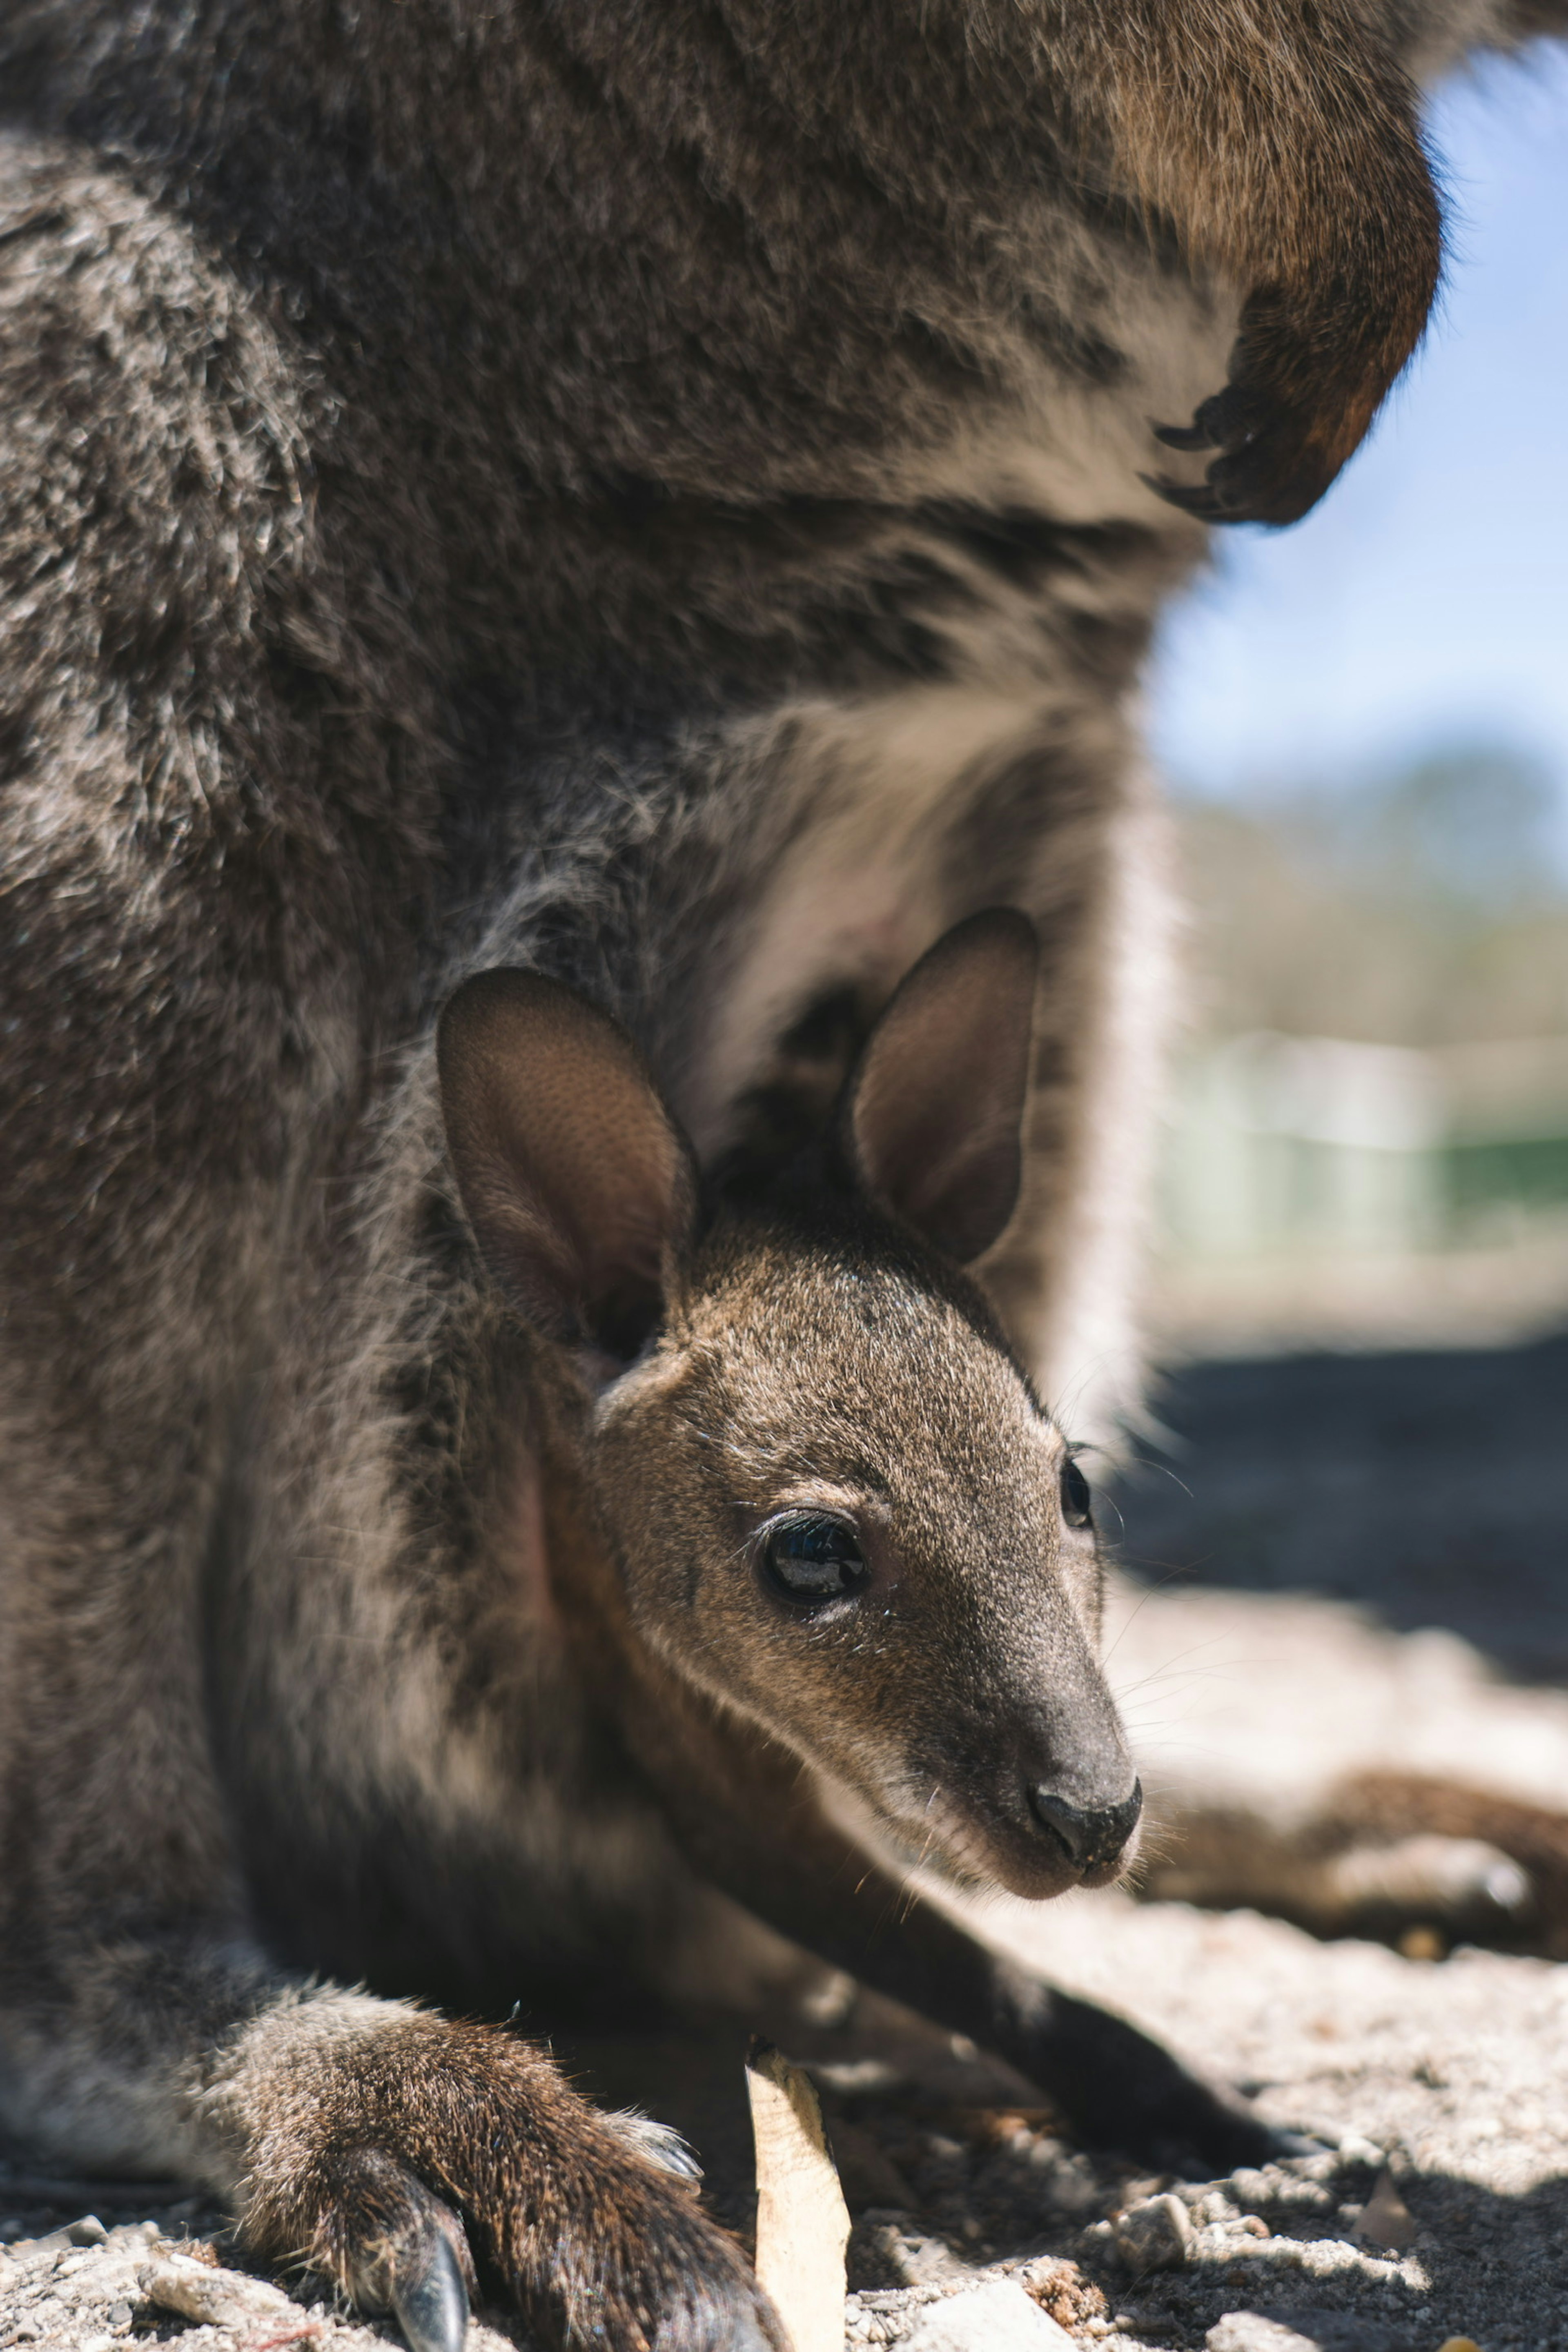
437;968;696;1359
841;908;1039;1265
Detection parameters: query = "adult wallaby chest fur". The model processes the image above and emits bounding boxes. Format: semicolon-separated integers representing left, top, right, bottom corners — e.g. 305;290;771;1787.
0;5;1564;2349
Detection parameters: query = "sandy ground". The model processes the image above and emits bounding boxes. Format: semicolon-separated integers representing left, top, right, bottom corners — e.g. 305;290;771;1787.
4;1338;1566;2352
7;1901;1566;2352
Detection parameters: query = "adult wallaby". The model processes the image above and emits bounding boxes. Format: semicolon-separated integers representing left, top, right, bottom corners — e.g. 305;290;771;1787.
1;4;1565;2350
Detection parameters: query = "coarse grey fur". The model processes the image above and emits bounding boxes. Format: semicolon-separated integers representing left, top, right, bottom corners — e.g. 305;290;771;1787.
0;6;1564;2349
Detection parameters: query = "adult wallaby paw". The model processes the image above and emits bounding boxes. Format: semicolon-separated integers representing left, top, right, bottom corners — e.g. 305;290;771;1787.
1147;286;1419;526
1149;108;1443;526
216;2001;786;2352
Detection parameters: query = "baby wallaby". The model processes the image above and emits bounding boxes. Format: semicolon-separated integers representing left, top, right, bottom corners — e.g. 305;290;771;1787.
437;913;1140;1917
257;917;1249;2349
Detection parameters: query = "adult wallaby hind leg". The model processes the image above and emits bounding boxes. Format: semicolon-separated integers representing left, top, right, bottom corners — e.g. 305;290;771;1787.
0;176;783;2352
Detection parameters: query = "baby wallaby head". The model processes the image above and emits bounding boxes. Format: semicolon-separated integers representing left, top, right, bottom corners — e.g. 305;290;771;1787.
438;912;1140;1901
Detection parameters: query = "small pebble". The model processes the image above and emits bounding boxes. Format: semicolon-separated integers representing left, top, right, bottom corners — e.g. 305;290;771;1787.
903;2278;1074;2349
11;2236;69;2263
1113;2193;1193;2272
1207;2318;1318;2352
138;2254;299;2332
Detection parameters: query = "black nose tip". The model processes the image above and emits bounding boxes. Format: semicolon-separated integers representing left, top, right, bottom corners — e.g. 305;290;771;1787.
1029;1778;1143;1873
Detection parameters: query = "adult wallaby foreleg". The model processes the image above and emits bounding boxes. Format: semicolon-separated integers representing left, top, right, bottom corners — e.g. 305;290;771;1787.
721;0;1442;523
4;1947;783;2352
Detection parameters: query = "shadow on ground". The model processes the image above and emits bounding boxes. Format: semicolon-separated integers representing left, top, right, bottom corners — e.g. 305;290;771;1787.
1113;1331;1568;1680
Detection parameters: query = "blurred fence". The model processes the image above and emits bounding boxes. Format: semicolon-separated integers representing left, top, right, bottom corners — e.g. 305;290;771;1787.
1152;1032;1568;1351
1162;1031;1568;1257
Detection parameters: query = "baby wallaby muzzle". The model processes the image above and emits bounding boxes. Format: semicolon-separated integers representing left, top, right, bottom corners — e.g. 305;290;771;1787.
1029;1779;1143;1879
940;1677;1143;1897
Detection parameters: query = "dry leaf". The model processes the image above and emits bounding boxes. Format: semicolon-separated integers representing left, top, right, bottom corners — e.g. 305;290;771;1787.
746;2038;851;2352
1356;2170;1415;2251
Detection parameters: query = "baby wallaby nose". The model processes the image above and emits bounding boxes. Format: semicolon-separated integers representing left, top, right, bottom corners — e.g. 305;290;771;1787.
1028;1780;1143;1875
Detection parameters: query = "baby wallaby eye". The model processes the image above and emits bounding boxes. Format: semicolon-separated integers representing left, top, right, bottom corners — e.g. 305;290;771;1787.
760;1513;869;1608
1060;1457;1093;1530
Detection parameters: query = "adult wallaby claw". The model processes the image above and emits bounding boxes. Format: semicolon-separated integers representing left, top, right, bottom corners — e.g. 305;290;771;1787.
388;2227;469;2352
1151;419;1217;453
1142;472;1229;520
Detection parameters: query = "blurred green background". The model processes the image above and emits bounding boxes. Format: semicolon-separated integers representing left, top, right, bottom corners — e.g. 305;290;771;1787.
1142;45;1568;1355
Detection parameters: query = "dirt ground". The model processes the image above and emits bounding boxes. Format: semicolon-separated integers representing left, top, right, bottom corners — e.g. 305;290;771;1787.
4;1336;1566;2352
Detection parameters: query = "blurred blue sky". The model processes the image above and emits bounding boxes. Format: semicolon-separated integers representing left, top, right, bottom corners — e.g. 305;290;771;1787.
1147;41;1568;842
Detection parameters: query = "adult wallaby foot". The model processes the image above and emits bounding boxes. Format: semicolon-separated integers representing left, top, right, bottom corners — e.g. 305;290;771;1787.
208;1992;783;2352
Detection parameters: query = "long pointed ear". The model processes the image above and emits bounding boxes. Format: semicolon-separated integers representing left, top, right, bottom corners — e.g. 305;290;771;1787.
841;908;1038;1264
437;969;696;1361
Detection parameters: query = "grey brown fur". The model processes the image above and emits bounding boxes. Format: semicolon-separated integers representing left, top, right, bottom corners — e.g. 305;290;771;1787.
0;7;1564;2350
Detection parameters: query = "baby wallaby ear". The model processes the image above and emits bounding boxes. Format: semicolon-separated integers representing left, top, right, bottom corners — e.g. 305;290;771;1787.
438;969;696;1361
842;908;1039;1263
